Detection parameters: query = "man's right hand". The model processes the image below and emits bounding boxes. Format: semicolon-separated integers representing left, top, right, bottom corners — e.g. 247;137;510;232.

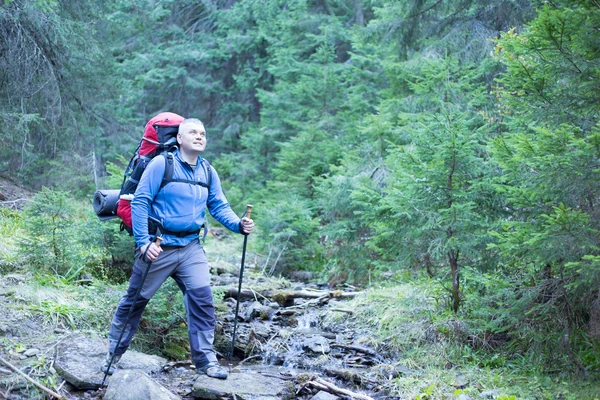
140;241;163;262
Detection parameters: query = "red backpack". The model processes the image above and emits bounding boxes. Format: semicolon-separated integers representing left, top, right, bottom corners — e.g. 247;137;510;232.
116;112;185;232
93;112;212;234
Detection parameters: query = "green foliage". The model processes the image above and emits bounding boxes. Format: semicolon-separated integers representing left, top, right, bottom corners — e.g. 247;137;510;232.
18;188;129;283
255;192;322;276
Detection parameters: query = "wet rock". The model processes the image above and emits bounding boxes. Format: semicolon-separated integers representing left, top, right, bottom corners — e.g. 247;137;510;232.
103;369;180;400
245;301;274;321
54;333;166;390
192;369;294;400
303;336;331;354
23;348;39;357
311;391;340;400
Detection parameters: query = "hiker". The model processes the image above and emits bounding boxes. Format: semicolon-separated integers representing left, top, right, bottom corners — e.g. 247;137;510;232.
102;118;254;380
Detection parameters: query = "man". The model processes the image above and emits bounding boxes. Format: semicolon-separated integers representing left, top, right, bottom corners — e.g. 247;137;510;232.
102;118;254;379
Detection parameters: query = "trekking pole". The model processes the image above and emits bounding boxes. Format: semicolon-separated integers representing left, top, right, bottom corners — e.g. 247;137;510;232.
229;204;252;368
100;235;163;388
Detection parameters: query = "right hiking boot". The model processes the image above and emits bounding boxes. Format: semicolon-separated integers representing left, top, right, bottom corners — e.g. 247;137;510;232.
196;362;228;379
100;352;122;375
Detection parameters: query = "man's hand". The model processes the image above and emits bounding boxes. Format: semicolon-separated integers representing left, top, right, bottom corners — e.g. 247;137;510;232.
241;217;254;235
140;241;163;262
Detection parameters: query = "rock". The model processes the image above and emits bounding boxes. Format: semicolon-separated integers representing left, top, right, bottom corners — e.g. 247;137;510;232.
479;389;500;399
192;369;294;400
0;323;11;334
288;271;314;282
245;301;274;321
54;333;167;390
303;336;331;354
23;348;39;357
453;374;469;389
311;391;340;400
103;369;180;400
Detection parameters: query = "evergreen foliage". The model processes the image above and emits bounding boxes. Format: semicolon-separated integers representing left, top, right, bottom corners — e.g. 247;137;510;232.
1;0;599;375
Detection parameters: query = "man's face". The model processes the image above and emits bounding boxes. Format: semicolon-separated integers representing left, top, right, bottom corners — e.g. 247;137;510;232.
178;123;206;153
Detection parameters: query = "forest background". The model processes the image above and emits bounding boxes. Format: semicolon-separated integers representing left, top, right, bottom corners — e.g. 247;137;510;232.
1;0;600;393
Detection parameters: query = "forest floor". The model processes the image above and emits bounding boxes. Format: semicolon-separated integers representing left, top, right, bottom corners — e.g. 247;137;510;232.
0;179;598;399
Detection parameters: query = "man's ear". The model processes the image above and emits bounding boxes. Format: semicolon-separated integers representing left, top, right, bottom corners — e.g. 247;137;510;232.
177;133;182;145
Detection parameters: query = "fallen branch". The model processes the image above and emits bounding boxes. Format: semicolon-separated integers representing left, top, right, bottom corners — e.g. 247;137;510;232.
0;356;66;400
322;366;379;386
330;343;384;361
306;376;374;400
330;308;354;314
223;287;361;306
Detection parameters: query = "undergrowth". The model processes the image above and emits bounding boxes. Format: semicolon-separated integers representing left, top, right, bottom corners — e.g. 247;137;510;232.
326;275;600;399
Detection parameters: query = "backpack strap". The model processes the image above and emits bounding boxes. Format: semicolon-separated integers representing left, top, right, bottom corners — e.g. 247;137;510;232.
159;153;212;190
157;152;213;242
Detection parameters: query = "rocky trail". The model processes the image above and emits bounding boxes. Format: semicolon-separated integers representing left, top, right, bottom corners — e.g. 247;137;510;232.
0;250;402;400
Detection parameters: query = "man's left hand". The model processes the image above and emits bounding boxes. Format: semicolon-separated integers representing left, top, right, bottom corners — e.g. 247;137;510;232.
241;217;254;234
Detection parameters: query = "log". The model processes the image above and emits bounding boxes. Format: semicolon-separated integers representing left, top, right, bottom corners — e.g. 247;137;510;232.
322;366;379;386
306;377;374;400
223;287;361;306
330;344;384;361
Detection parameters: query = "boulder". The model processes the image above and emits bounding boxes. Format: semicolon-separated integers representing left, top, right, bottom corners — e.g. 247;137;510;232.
192;369;294;400
54;333;166;390
103;369;180;400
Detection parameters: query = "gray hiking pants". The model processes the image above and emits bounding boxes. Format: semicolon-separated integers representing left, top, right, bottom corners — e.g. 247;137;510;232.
107;240;218;368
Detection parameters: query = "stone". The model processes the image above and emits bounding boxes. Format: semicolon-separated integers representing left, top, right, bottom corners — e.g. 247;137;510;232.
310;391;339;400
23;348;39;357
479;389;500;399
191;369;294;400
302;336;331;354
54;333;166;390
103;369;180;400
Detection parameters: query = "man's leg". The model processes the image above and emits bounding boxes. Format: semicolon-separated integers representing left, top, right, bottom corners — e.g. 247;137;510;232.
104;248;178;371
175;241;227;379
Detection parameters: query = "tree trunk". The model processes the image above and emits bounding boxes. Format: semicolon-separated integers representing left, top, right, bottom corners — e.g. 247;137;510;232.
449;249;460;312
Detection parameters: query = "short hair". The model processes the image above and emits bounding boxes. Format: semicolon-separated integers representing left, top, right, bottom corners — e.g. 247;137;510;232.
178;118;204;135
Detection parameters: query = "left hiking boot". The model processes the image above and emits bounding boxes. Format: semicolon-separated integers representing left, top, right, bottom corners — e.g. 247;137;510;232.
100;352;122;375
196;362;228;379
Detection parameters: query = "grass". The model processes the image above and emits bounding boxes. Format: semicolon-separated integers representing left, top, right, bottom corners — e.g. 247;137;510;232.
330;281;600;399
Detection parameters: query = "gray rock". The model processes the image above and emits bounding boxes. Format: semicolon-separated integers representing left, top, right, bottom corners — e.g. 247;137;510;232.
311;391;339;400
479;389;500;399
245;301;274;321
54;333;166;390
23;348;39;357
192;370;294;400
303;336;331;354
103;369;180;400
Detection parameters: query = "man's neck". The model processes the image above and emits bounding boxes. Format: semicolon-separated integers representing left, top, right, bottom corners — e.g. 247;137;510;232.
179;148;201;165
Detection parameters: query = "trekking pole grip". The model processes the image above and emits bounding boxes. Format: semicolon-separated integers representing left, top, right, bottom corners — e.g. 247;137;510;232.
245;204;253;219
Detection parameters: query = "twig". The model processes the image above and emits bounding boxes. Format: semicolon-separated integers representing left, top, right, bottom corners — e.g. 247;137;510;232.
330;308;354;314
0;356;66;400
237;354;262;365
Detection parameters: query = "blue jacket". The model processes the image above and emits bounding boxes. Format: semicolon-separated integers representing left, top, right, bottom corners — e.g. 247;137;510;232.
131;149;242;248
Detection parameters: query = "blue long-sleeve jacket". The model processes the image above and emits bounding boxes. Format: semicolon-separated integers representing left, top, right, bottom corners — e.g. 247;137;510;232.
131;149;242;248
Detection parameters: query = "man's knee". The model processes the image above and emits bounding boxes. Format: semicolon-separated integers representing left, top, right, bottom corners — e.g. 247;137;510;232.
186;286;215;331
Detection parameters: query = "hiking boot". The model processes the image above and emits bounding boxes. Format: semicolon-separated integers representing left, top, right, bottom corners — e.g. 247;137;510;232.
196;362;228;379
100;352;122;375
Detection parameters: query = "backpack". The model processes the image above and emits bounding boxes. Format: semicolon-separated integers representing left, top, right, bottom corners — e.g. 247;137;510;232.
115;112;212;234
